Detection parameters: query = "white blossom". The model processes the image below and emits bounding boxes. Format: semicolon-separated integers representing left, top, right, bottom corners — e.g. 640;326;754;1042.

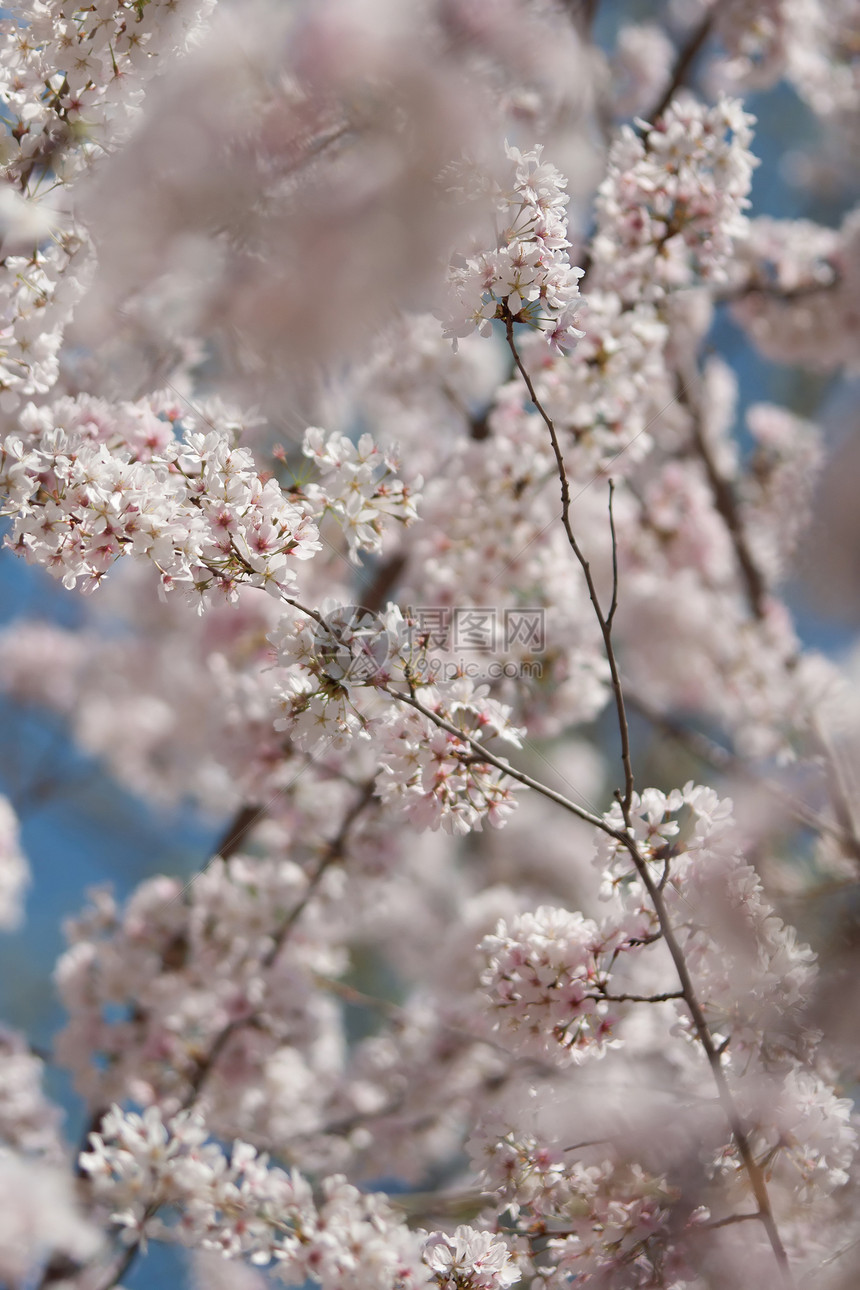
423;1226;521;1290
443;143;585;353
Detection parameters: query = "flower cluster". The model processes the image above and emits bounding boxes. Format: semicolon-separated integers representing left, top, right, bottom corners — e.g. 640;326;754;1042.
740;402;822;585
0;234;89;412
272;606;524;834
594;785;858;1199
514;291;671;483
3;394;320;601
81;1105;434;1289
591;96;757;300
0;0;215;433
741;1066;857;1200
423;1226;521;1290
480;907;630;1063
301;428;421;565
2;4;860;1289
597;783;817;1040
538;1159;681;1289
697;0;860;118
271;608;388;754
0;1152;100;1288
54;852;347;1129
443;144;585;352
0;583;296;812
469;1123;684;1288
0;1029;64;1160
0;0;216;189
374;680;523;835
731;208;860;372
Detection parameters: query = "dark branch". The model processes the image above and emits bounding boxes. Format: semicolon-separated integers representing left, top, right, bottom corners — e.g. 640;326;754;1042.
502;319;791;1285
678;372;769;620
505;317;635;812
213;801;264;860
647;10;716;124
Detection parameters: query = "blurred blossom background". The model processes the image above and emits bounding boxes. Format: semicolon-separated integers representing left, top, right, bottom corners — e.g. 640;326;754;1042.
1;0;860;1286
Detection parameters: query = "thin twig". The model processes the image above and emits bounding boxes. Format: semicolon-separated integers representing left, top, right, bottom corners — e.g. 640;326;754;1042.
503;322;792;1284
378;682;613;836
606;478;619;628
598;990;684;1004
182;779;377;1106
694;1210;761;1232
505;317;635;813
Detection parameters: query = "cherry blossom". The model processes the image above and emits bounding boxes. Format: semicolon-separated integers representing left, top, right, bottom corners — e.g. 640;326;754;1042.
591;96;757;301
423;1226;522;1290
1;4;860;1290
443;143;585;353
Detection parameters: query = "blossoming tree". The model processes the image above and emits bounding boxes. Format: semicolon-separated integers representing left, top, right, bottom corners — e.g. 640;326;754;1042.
1;1;860;1288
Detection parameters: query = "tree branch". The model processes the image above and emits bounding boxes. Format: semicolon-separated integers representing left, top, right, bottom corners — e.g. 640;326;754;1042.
181;778;377;1107
503;320;792;1284
505;316;636;813
213;801;264;860
678;371;769;620
647;9;716;124
77;781;376;1290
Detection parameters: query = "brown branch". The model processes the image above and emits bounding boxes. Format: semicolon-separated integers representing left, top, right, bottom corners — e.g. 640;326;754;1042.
619;832;791;1282
324;345;787;1281
181;779;377;1107
597;990;685;1004
647;10;716;124
502;321;791;1284
213;801;264;860
810;715;860;868
505;316;635;812
678;372;769;620
378;682;612;835
361;552;407;614
78;780;376;1290
259;780;376;974
717;274;840;307
93;1198;163;1290
694;1210;761;1231
676;370;860;872
606;478;620;628
560;0;600;33
210;546;407;858
182;539;794;1281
